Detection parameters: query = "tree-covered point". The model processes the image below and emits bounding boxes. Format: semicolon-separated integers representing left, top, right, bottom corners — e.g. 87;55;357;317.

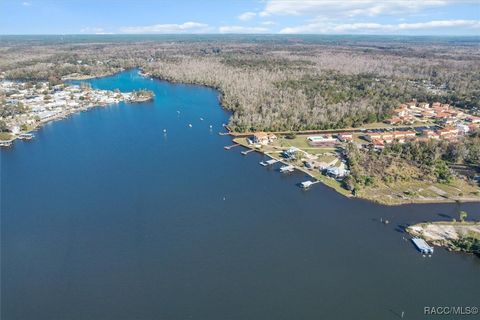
452;237;480;256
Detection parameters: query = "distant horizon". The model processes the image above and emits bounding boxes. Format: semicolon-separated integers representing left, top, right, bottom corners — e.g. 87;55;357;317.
1;33;479;38
1;0;479;36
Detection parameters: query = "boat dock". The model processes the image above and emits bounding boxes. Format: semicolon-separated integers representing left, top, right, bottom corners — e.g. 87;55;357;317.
241;149;255;155
218;132;230;136
18;133;35;140
300;180;319;189
224;144;240;150
279;165;295;173
0;140;13;148
411;238;434;254
259;159;278;166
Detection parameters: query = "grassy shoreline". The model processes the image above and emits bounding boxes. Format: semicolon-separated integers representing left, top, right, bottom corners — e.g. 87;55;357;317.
233;136;480;206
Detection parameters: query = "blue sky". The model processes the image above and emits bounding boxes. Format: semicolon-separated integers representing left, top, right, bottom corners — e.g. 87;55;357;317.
1;0;479;35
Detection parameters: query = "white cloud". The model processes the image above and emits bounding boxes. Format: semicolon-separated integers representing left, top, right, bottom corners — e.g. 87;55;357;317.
261;0;475;18
279;19;480;34
238;12;256;21
21;1;31;6
120;22;211;34
398;20;480;30
261;21;276;26
219;26;269;33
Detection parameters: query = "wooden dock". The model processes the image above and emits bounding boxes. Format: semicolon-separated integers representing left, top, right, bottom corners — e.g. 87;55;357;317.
300;180;320;189
279;165;295;173
241;149;255;155
224;144;240;150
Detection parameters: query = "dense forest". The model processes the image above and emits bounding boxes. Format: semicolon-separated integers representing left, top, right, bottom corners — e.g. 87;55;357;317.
1;36;479;132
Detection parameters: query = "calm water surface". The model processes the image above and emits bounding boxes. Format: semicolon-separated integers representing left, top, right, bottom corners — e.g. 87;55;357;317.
2;70;479;320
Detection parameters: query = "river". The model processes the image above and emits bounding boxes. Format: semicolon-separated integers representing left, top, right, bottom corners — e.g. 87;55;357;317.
1;69;479;319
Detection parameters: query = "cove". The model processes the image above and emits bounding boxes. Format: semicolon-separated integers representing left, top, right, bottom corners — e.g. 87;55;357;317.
1;69;479;320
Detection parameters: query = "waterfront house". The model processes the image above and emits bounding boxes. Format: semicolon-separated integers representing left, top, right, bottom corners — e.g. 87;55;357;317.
252;132;277;145
282;147;298;160
325;165;349;179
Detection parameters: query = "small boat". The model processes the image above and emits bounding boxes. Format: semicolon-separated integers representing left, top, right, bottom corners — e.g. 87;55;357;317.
188;124;193;128
163;129;167;133
259;161;268;166
200;117;204;121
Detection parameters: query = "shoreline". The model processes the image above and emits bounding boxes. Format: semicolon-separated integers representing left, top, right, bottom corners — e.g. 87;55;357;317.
407;221;480;256
5;69;479;207
232;136;480;207
140;69;480;207
0;75;153;145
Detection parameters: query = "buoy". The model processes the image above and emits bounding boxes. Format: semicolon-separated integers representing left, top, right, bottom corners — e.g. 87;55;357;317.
223;196;226;201
163;129;167;133
209;125;213;129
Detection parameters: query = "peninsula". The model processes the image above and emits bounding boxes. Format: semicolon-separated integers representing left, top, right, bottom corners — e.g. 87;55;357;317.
407;217;480;257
